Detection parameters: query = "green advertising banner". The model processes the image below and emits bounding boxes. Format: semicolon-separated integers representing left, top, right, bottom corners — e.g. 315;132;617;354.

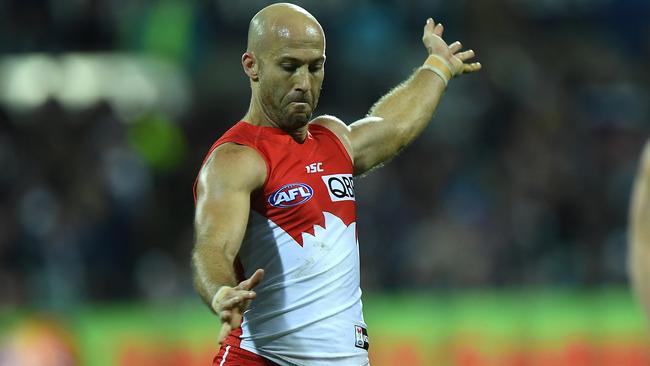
1;288;648;366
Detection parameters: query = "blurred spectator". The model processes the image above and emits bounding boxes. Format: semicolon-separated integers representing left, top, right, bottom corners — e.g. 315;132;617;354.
0;0;649;308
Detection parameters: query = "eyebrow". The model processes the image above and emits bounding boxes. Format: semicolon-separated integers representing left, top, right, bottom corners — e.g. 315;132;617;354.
278;56;326;64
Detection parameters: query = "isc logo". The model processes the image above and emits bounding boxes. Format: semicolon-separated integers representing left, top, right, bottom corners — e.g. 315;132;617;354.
321;174;355;202
268;183;314;208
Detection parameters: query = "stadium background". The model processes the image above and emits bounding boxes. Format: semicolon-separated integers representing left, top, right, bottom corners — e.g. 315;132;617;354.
1;0;649;365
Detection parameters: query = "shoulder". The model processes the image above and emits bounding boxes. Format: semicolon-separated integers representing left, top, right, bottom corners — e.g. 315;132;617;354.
197;143;267;196
311;114;350;134
311;115;353;158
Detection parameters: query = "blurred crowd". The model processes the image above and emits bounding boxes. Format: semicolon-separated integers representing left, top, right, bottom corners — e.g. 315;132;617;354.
1;0;649;309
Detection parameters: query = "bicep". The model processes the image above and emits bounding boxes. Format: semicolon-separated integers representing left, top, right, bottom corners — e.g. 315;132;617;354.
193;145;266;261
312;115;405;176
350;116;404;175
194;181;251;262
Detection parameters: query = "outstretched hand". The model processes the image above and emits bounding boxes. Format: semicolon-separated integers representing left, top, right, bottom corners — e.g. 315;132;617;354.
422;18;481;77
212;268;265;344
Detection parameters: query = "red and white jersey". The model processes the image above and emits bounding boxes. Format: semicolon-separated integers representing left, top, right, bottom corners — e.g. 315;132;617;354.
195;121;369;366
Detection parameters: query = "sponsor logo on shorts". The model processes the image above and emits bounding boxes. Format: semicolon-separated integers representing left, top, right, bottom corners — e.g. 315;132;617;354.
322;174;355;202
354;325;369;350
268;183;313;208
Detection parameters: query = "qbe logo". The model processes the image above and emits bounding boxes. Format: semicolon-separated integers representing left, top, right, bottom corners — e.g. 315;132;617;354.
268;183;313;208
321;174;355;202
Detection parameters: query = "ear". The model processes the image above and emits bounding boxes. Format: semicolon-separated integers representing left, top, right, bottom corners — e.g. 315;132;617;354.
242;52;259;81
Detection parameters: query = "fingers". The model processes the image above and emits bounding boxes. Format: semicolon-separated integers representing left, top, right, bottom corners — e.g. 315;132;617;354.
454;47;481;74
213;272;266;346
455;49;473;61
218;291;256;311
218;323;231;345
434;21;444;37
220;309;232;323
424;18;434;34
463;62;482;73
423;18;444;37
449;41;462;54
421;17;481;76
217;304;243;345
236;268;265;291
219;306;243;329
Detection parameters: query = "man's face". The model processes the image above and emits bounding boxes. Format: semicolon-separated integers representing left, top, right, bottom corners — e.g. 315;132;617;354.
256;38;325;130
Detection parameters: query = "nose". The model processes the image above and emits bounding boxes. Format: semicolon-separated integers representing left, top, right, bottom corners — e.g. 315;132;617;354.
293;66;311;93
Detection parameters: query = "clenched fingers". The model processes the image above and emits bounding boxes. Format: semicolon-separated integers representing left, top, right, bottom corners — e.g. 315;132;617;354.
220;309;232;323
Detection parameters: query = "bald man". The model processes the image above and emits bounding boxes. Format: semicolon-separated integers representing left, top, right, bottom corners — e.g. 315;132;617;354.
630;139;650;328
192;3;480;366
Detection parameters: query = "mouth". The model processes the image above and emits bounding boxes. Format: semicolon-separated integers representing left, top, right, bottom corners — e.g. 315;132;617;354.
288;101;311;112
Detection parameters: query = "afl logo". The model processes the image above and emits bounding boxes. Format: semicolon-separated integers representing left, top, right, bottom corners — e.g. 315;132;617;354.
268;183;314;208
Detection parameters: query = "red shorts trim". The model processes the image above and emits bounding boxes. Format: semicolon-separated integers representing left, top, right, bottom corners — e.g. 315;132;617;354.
213;328;279;366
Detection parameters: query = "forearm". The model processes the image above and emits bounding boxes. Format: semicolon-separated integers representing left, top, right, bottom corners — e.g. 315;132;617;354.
630;141;650;322
191;142;266;316
347;20;479;175
368;67;446;148
191;239;239;310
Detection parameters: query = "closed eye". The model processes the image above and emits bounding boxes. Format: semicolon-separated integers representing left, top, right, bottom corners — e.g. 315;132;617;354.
281;63;298;73
309;64;323;72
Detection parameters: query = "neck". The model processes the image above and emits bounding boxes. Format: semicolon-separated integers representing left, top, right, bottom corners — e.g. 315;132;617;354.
243;96;309;143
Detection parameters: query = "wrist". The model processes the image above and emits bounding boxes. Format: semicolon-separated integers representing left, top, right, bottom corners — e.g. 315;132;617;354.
210;286;229;313
420;54;453;86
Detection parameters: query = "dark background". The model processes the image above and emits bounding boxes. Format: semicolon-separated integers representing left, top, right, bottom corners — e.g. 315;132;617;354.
1;0;649;311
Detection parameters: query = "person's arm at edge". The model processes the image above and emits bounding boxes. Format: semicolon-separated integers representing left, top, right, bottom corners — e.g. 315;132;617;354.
192;143;266;341
629;139;650;326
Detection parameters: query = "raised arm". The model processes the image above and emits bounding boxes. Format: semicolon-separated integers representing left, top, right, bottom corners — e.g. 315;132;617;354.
192;143;266;342
315;18;480;176
630;139;650;326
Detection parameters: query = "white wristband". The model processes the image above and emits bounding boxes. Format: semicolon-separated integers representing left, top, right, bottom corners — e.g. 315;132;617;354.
420;54;453;86
420;65;449;86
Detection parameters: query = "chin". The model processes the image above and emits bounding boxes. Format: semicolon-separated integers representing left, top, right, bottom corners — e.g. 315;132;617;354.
286;113;311;129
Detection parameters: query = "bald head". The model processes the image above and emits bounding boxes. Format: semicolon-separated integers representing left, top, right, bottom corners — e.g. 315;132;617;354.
247;3;325;57
242;4;326;133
